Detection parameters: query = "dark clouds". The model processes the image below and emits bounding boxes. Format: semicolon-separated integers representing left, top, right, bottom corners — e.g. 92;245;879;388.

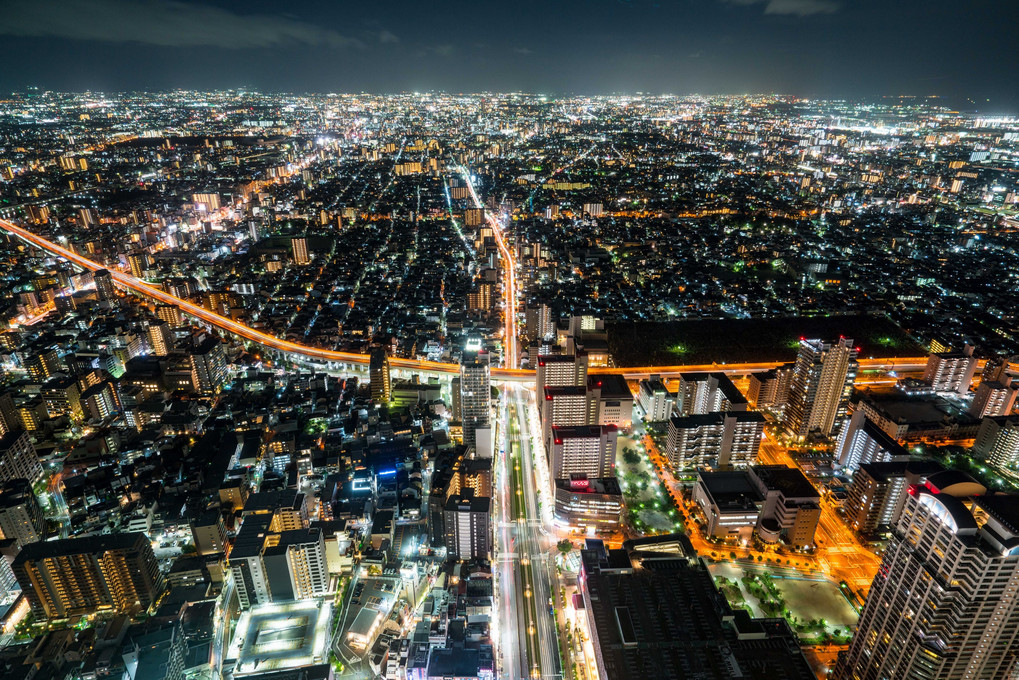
0;0;361;48
0;0;1014;112
722;0;840;16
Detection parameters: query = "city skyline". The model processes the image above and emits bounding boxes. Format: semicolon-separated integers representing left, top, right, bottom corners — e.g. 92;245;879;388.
0;68;1017;680
0;0;1016;112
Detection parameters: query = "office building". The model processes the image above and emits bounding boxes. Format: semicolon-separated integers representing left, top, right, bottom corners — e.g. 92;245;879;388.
0;430;42;484
637;376;676;422
291;236;310;265
460;342;491;449
665;411;765;470
785;338;858;439
835;488;1019;680
922;345;978;395
370;348;391;404
843;460;944;536
834;408;912;472
974;416;1019;467
590;374;634;430
549;425;617;480
749;465;820;549
553;476;623;533
692;470;765;539
677;372;748;415
13;533;163;619
443;489;491;560
0;478;46;547
189;509;227;556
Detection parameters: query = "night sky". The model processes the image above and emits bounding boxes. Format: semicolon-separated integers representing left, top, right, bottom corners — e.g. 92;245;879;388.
1;0;1016;110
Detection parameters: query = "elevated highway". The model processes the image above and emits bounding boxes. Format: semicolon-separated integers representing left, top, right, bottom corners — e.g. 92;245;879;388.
0;218;926;382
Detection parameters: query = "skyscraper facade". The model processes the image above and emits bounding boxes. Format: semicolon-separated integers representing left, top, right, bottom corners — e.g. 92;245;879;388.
785;338;858;439
836;486;1019;680
291;236;310;265
13;533;163;619
370;348;391;403
460;341;491;449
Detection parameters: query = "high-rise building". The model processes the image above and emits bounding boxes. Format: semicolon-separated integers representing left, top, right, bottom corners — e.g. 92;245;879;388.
93;269;116;300
747;363;794;409
922;345;978;395
536;352;588;393
146;320;175;356
969;379;1018;418
0;478;46;547
25;349;60;382
369;348;391;404
834;409;911;472
189;509;227;556
460;341;491;449
467;279;495;314
982;356;1014;384
262;528;330;600
785;338;858;439
241;489;309;533
524;303;556;342
81;380;120;420
0;392;17;437
637;376;677;422
291;236;310;265
449;456;493;500
229;514;273;609
974;416;1019;467
127;252;149;279
549;425;617;480
843;460;945;537
541;385;595;451
189;337;227;395
155;304;182;326
443;489;491;560
678;372;748;415
665;411;765;470
835;486;1019;680
0;430;42;484
41;376;83;420
13;533;163;619
590;374;633;430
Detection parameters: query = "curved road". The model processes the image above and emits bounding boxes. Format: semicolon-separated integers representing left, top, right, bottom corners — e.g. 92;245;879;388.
0;218;926;382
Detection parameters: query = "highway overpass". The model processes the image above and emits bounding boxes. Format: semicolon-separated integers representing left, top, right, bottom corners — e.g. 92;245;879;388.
0;218;927;381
